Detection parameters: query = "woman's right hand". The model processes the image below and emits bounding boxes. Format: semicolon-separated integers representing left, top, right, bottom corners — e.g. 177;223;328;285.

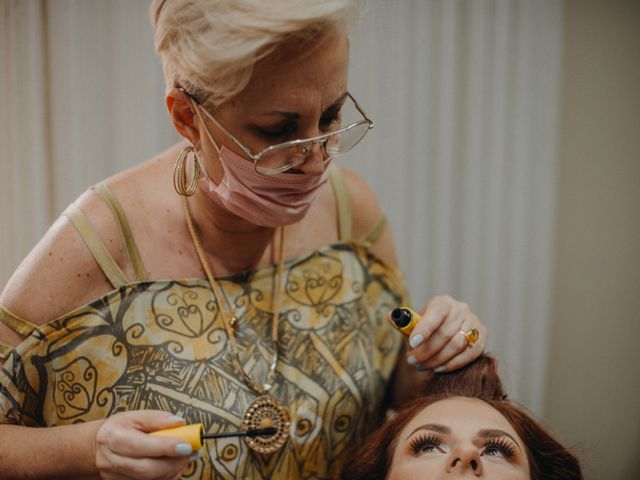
95;410;199;480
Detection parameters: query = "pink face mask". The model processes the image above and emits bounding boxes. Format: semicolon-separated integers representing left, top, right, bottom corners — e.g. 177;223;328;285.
196;107;332;228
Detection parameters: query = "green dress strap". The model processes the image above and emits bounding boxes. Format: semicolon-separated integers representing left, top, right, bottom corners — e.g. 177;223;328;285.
360;215;388;247
328;166;353;242
0;306;38;360
0;343;11;360
92;183;148;282
328;166;388;246
62;203;129;289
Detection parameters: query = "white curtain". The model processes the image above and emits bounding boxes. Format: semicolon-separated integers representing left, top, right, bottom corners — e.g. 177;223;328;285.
0;0;564;414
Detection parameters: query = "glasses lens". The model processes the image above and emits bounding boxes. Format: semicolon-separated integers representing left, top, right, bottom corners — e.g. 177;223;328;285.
325;121;370;156
255;121;371;175
256;147;307;175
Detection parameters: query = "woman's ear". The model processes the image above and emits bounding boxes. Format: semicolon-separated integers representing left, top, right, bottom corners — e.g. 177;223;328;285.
166;87;201;147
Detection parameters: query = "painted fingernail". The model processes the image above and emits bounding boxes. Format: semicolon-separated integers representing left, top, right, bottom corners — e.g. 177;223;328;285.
434;366;446;373
416;364;431;372
409;334;424;349
407;354;417;366
176;443;193;456
169;415;185;423
189;450;203;462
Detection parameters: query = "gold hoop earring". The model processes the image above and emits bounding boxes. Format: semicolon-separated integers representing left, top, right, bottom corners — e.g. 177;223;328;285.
173;145;201;197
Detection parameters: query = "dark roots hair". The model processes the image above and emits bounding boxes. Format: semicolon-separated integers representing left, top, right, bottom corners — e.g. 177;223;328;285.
341;355;582;480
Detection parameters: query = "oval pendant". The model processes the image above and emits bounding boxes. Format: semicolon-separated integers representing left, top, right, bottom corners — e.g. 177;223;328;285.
242;395;290;454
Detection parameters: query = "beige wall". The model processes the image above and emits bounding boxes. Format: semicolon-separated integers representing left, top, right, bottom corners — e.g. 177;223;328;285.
545;1;640;479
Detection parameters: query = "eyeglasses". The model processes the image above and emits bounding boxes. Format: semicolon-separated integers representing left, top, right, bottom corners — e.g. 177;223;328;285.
190;91;374;175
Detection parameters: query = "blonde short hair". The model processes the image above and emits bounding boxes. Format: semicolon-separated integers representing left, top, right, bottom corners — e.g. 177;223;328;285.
150;0;358;108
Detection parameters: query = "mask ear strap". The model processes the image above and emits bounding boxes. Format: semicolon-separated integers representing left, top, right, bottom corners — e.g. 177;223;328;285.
191;99;222;155
188;99;223;191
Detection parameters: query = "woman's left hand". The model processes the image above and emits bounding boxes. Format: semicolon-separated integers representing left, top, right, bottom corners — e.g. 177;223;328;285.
399;295;487;373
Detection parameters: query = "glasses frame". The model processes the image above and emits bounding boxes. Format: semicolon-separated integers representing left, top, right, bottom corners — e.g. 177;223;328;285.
184;88;374;175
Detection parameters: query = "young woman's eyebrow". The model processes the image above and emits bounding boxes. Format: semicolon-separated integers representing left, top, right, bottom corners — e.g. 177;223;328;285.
406;423;450;439
257;92;348;118
477;429;522;451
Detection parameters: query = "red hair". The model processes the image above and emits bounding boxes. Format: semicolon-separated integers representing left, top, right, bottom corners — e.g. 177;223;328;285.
342;355;581;480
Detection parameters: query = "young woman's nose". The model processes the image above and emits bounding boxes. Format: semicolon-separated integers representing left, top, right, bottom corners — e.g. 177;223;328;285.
446;446;483;476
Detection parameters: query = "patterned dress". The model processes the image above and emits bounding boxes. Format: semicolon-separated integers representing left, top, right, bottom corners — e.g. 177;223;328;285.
0;167;406;479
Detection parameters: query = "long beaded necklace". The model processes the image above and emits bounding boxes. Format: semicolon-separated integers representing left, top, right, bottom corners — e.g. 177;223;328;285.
183;197;290;454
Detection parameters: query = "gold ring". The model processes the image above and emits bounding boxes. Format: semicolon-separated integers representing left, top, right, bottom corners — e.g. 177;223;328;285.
459;328;479;347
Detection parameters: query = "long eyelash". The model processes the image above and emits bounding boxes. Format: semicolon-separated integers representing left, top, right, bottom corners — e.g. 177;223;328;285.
409;434;442;455
484;437;516;458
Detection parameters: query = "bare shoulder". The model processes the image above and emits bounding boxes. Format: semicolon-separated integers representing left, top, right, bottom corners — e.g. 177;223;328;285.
340;168;399;268
0;190;125;330
0;147;181;353
0;146;179;329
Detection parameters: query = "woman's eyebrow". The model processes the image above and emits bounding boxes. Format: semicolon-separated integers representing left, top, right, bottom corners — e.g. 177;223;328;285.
406;423;450;439
257;92;349;118
477;429;522;451
323;92;349;111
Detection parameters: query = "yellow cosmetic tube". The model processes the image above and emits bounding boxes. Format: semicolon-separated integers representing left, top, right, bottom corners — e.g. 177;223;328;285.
390;307;421;335
150;423;204;451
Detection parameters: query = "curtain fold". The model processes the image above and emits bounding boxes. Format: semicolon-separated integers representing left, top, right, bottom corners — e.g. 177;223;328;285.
348;0;564;412
0;0;564;413
1;0;51;282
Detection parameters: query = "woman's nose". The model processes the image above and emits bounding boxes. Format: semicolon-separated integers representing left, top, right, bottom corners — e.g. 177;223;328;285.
295;142;326;175
446;447;483;476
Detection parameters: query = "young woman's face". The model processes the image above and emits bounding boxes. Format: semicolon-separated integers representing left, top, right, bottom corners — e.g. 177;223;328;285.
389;397;530;479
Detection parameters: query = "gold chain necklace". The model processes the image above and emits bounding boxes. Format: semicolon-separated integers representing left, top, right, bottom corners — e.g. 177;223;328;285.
183;197;290;454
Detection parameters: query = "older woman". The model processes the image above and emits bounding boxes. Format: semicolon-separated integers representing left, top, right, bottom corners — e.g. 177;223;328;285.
0;1;486;478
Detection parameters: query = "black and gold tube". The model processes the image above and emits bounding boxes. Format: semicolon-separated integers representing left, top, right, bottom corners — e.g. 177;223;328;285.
390;307;421;335
151;423;276;450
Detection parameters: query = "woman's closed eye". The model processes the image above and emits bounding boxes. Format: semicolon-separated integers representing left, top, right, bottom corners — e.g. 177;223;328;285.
319;112;341;132
409;434;450;455
254;117;338;141
481;437;517;459
254;101;344;142
254;122;296;141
